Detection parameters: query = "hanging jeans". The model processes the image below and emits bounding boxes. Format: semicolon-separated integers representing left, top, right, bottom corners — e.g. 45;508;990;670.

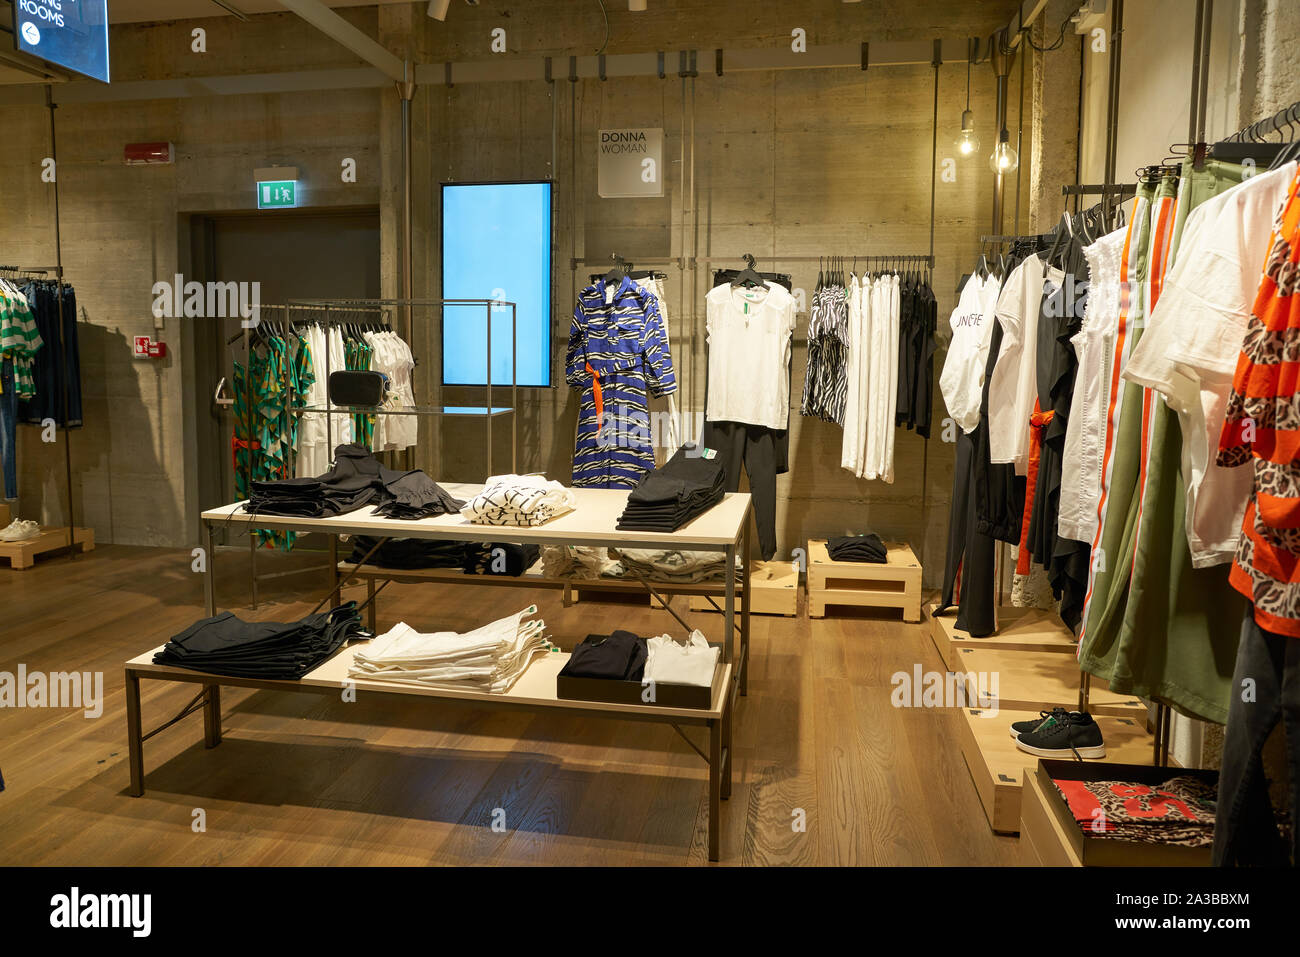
0;357;17;500
1213;612;1300;867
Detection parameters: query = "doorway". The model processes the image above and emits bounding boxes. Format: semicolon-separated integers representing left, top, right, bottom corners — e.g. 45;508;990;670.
186;207;381;540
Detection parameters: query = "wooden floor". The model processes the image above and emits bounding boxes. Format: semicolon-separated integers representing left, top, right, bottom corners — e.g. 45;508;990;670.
0;545;1020;866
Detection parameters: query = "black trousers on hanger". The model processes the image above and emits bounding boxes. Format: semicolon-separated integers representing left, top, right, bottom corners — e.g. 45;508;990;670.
703;420;780;561
938;428;996;637
1213;612;1300;867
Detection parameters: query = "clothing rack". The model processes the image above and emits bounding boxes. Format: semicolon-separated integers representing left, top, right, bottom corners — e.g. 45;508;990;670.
0;263;78;564
1062;184;1137;197
696;254;935;268
1222;99;1300;143
226;302;391;607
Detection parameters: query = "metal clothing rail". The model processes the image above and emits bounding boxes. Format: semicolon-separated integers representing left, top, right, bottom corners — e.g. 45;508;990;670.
1223;99;1300;143
0;261;78;563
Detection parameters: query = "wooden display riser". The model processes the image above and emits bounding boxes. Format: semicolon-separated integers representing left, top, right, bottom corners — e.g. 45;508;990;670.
953;646;1147;719
927;603;1077;672
684;561;797;617
1019;764;1084;865
807;539;922;622
958;707;1157;835
0;527;94;570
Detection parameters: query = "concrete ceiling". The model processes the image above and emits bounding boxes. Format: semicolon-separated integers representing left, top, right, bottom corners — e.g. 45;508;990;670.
106;0;415;23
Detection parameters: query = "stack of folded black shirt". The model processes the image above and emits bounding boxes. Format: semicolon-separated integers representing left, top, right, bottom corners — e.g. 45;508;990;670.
247;444;463;520
616;448;725;532
373;470;464;520
559;630;647;681
349;536;465;570
348;537;540;577
463;542;541;577
153;603;366;679
827;533;888;563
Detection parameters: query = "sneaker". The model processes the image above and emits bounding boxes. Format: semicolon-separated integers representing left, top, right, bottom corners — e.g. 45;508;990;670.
0;519;40;542
1009;707;1070;739
1014;710;1106;760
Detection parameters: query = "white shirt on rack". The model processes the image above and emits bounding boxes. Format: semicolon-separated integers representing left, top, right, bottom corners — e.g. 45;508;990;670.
987;256;1047;474
705;281;796;430
939;272;1002;434
1122;161;1297;566
1058;225;1127;543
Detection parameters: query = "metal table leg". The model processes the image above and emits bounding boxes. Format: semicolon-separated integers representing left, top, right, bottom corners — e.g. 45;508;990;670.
367;579;377;632
203;520;216;617
741;516;752;697
721;687;733;801
709;717;722;862
328;535;340;609
723;543;736;664
125;669;144;796
203;684;222;749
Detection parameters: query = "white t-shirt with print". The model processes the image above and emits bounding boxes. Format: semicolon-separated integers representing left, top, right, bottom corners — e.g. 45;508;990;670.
940;272;1002;434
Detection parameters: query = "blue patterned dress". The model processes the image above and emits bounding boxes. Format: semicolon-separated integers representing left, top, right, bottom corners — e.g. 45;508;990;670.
566;276;677;488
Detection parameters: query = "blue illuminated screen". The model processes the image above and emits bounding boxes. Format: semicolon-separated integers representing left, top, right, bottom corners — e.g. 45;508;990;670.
15;0;110;84
441;181;552;387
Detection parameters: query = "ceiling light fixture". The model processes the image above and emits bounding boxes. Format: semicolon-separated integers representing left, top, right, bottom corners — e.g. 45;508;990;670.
427;0;452;20
989;128;1019;173
629;0;648;10
954;38;980;157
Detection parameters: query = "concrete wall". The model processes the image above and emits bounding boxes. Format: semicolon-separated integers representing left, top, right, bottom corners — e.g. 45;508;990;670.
0;11;383;545
389;0;1027;581
0;0;1105;589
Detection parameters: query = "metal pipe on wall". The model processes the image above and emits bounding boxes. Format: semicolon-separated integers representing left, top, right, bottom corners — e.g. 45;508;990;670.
989;31;1013;234
45;84;76;559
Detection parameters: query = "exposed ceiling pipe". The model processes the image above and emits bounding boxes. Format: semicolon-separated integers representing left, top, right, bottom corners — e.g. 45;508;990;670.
276;0;405;82
209;0;250;22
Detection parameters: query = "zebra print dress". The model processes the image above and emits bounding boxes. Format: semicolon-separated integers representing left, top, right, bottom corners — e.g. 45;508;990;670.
566;275;677;488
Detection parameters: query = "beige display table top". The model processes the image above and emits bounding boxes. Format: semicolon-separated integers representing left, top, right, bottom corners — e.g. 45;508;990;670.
202;483;753;550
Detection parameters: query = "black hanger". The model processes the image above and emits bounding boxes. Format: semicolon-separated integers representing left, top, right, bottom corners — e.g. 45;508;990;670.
731;253;765;289
602;254;629;285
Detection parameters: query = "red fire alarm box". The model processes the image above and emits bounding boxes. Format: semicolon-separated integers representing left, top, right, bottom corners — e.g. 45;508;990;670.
124;142;175;166
134;336;167;359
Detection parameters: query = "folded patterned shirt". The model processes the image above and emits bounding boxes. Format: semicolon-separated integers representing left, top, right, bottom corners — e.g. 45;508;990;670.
461;474;577;527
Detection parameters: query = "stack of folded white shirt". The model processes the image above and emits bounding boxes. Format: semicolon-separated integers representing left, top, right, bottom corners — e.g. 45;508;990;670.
644;630;719;687
461;474;576;527
349;605;551;693
615;548;732;583
541;545;621;579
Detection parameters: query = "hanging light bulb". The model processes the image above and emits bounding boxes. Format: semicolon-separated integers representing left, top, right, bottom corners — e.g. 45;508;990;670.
954;41;980;157
955;110;981;156
989;129;1019;174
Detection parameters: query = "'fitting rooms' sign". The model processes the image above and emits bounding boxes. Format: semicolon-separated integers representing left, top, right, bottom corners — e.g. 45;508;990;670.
598;128;664;199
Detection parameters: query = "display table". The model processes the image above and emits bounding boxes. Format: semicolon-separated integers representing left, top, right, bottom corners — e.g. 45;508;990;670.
125;485;754;861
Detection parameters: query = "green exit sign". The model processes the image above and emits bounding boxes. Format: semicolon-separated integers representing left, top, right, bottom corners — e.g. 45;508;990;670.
258;180;297;209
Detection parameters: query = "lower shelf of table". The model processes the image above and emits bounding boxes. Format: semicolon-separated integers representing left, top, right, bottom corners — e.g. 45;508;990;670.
127;644;732;720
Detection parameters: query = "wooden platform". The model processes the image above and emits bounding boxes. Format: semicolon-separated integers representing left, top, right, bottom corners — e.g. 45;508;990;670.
687;561;798;617
952;647;1147;719
0;526;94;570
959;707;1156;835
807;539;921;622
927;603;1077;671
1019;763;1084;865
